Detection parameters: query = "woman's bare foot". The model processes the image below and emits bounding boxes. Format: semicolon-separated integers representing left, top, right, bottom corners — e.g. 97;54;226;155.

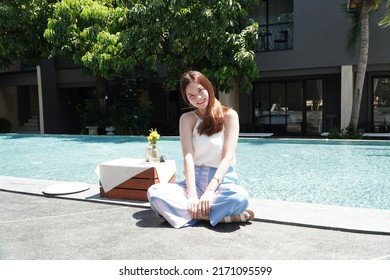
197;210;255;223
222;210;255;223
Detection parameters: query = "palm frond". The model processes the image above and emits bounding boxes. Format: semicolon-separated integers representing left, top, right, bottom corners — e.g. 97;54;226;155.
341;3;361;52
379;0;390;27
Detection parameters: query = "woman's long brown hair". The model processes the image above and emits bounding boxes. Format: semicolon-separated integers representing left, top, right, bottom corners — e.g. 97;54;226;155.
180;71;230;136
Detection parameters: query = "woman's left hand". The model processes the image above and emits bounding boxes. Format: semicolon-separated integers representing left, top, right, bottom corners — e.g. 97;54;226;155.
198;189;214;218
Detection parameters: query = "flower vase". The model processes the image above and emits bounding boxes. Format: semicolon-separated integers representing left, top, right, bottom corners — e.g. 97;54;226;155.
149;144;159;163
145;143;152;162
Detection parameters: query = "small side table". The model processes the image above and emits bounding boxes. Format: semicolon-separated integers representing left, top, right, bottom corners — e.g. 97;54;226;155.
96;158;176;201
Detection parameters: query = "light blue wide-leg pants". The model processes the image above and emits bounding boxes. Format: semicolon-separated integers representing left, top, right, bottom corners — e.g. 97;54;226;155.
147;165;249;228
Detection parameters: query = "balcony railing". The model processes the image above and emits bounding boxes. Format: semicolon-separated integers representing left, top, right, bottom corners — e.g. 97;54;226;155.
258;22;293;52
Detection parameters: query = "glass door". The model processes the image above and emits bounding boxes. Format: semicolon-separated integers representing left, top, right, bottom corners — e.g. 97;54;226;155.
306;80;323;135
266;83;287;133
373;77;390;132
253;83;270;132
286;82;303;134
253;79;323;135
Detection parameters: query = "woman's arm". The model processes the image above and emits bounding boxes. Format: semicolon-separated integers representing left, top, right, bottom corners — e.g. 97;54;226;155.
179;112;199;218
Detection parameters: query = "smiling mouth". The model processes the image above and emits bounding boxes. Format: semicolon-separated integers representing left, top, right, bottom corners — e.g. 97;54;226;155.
197;99;206;105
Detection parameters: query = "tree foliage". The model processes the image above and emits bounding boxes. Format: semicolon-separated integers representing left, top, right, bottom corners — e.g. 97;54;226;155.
1;0;260;94
2;0;261;134
379;0;390;27
161;0;260;93
0;0;55;69
106;79;154;135
44;0;123;78
44;0;260;93
343;0;381;51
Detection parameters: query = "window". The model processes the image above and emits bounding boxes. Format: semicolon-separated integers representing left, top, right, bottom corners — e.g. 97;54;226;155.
253;79;323;135
250;0;294;52
373;77;390;132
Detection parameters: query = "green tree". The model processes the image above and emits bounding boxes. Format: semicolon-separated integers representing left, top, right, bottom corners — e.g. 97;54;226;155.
44;0;165;77
161;0;260;94
0;0;55;69
44;0;260;131
106;79;154;135
44;0;117;115
344;0;381;131
45;0;113;75
44;0;260;94
116;0;166;77
44;0;166;119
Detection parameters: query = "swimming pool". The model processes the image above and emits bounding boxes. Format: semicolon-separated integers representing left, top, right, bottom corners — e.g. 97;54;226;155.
1;134;389;210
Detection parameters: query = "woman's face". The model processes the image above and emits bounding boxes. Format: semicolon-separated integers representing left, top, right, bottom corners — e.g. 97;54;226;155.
185;81;209;110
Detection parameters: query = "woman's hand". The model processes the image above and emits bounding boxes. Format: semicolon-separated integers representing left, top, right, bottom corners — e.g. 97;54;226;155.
198;189;214;218
187;195;200;219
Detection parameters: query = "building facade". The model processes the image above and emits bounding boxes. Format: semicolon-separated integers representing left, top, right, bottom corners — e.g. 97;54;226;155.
1;0;390;136
238;0;390;136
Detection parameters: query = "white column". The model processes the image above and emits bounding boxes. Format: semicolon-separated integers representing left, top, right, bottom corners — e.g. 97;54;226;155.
36;65;44;134
341;65;353;129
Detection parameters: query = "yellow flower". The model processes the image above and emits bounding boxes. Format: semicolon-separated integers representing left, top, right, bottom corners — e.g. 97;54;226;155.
147;128;160;144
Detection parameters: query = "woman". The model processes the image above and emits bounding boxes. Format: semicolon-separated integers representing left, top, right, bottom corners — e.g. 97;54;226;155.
147;70;254;228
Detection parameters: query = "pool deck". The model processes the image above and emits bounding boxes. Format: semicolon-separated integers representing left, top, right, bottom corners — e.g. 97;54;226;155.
1;175;390;260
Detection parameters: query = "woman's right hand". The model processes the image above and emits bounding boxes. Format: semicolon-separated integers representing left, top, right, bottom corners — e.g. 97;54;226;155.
187;195;199;219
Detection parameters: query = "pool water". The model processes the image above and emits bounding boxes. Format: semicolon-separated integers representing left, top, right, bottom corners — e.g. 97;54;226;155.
1;134;389;210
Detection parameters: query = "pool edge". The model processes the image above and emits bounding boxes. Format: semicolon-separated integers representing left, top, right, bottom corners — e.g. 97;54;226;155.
1;175;389;235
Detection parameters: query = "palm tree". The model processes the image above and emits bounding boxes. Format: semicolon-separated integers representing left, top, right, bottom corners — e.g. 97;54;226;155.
379;1;390;27
344;0;380;132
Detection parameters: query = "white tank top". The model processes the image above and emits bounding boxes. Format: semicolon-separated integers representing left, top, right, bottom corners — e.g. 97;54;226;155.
192;112;236;168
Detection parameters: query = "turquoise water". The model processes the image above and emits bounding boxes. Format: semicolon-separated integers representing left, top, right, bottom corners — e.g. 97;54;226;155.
1;134;389;210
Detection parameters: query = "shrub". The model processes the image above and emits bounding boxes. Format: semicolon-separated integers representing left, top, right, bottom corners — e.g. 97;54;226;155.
328;125;364;139
106;79;154;135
